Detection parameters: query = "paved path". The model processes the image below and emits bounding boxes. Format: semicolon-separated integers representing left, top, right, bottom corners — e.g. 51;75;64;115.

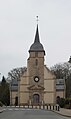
53;108;71;117
0;107;71;119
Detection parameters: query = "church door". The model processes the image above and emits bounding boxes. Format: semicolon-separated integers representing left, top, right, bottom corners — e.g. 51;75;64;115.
33;94;40;104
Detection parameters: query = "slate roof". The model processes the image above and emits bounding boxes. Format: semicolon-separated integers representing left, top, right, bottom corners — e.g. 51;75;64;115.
56;79;65;91
10;79;18;91
29;25;45;54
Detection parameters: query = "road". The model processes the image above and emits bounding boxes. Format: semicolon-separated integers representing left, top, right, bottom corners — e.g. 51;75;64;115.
0;107;70;119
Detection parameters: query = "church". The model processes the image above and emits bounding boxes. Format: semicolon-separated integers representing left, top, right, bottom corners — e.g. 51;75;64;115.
10;24;65;106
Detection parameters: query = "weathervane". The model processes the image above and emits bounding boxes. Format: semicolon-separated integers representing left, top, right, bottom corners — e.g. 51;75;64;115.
36;16;39;24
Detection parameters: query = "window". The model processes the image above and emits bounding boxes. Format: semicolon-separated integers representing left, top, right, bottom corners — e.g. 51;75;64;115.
35;59;38;66
34;76;39;82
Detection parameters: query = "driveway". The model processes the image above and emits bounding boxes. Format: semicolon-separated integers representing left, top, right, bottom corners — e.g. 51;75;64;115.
0;107;70;119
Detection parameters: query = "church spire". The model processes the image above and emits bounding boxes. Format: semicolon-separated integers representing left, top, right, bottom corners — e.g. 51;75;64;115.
29;17;45;55
34;16;40;43
36;16;39;25
34;24;40;43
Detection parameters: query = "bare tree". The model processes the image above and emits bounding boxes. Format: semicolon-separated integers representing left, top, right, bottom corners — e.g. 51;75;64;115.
8;67;27;81
51;62;71;98
51;62;71;79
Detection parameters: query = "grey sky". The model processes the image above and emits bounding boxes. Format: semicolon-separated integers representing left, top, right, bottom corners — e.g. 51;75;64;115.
0;0;71;79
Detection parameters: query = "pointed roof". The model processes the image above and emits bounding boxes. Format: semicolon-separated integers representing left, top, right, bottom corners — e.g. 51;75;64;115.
29;25;45;54
34;24;40;43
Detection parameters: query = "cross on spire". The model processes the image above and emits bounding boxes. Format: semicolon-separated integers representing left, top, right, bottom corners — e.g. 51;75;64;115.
36;16;39;24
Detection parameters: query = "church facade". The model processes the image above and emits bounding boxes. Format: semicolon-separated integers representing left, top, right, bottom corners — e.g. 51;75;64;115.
10;25;65;106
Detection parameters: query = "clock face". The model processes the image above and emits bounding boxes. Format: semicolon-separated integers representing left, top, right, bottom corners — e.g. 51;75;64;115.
34;76;39;82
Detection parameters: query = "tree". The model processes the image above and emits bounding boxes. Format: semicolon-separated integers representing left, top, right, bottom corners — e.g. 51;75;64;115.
1;76;6;85
8;67;27;81
51;62;71;98
51;62;71;79
0;76;10;106
66;74;71;98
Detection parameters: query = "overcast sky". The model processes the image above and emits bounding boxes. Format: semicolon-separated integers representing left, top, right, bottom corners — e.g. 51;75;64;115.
0;0;71;79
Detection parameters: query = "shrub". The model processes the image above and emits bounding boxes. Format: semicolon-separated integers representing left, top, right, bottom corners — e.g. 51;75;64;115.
65;99;69;104
64;98;71;109
59;98;65;108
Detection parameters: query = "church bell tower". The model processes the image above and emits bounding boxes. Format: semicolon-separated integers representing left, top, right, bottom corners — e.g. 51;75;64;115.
27;23;45;105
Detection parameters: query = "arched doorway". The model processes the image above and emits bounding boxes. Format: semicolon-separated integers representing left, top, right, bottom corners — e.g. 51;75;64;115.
33;94;40;104
56;96;60;104
15;96;18;106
